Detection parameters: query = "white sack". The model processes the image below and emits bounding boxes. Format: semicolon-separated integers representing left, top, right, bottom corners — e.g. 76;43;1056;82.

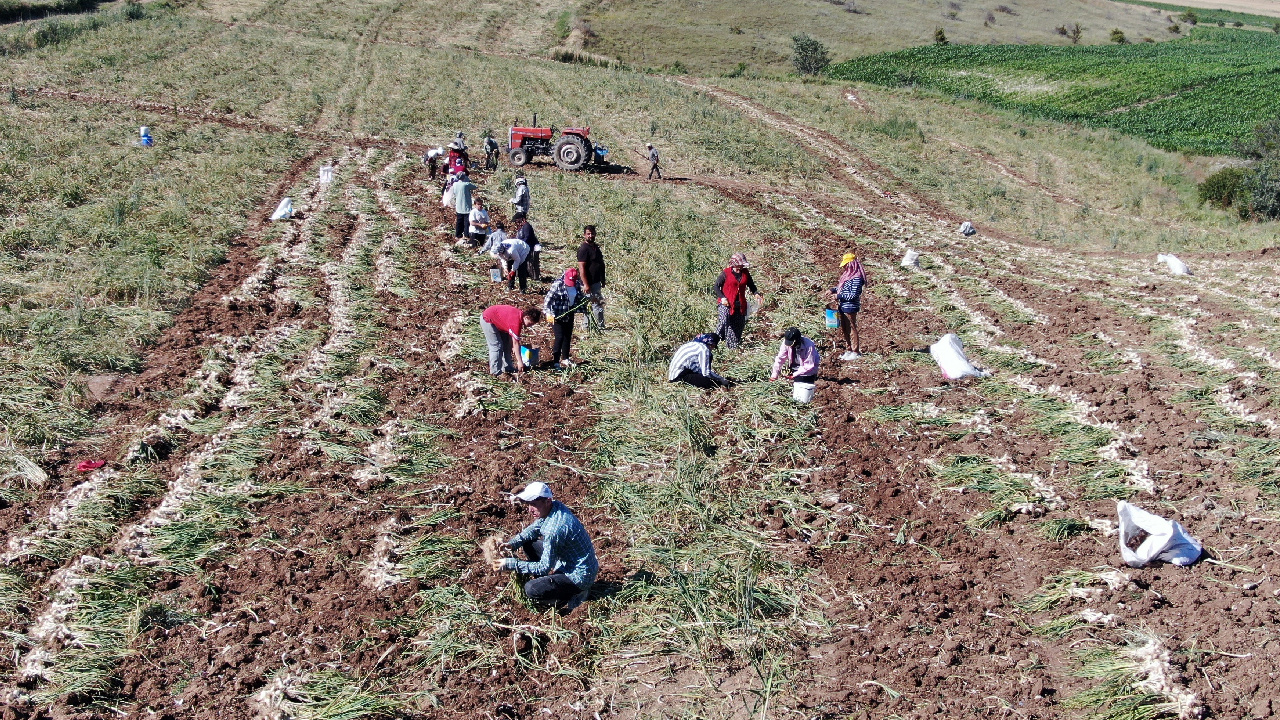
929;333;988;380
319;165;334;184
1156;253;1190;276
270;197;293;221
958;221;976;236
1116;501;1202;568
900;249;920;268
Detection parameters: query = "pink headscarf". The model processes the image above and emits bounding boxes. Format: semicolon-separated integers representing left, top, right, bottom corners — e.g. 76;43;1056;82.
838;257;866;284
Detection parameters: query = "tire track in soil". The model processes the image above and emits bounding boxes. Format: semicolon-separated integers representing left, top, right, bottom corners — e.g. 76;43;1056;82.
99;161;627;719
681;87;1280;718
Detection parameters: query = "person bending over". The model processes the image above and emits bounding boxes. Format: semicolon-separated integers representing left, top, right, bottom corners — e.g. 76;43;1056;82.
479;304;541;375
493;482;598;611
668;334;731;389
770;327;820;385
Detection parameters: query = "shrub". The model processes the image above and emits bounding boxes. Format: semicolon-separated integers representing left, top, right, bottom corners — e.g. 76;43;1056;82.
1239;118;1280;159
995;5;1017;15
1273;21;1280;34
1069;23;1083;44
1198;167;1245;207
1233;20;1243;27
1110;28;1128;44
1239;158;1280;219
1179;10;1198;25
791;33;830;75
1168;22;1181;33
934;26;949;45
868;115;925;142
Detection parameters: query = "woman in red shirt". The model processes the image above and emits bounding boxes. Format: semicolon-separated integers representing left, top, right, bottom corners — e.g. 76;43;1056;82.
480;305;542;375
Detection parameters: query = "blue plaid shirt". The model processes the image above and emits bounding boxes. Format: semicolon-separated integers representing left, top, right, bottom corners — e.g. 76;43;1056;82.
503;501;599;588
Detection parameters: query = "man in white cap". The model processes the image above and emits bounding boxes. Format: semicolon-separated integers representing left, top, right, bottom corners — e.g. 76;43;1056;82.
646;143;661;180
491;481;598;611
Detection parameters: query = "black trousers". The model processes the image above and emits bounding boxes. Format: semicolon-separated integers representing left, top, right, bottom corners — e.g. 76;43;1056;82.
507;261;528;292
792;374;817;384
527;249;541;280
454;213;468;238
552;318;575;362
515;538;583;607
674;369;729;389
648;162;662;179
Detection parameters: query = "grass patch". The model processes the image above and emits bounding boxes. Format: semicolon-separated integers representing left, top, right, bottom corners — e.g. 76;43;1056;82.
931;455;1037;529
1038;517;1094;541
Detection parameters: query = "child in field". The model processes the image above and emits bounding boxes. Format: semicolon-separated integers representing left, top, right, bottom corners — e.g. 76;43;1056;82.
832;252;866;360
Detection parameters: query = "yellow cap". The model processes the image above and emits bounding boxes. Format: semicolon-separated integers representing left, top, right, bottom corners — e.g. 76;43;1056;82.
840;253;856;267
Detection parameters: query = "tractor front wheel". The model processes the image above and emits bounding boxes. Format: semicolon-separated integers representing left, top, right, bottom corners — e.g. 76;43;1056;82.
553;136;588;171
509;147;530;167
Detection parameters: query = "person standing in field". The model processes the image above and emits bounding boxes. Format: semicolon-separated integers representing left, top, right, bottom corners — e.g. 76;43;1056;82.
497;232;531;293
831;252;866;360
668;334;731;388
451;173;476;241
466;196;491;247
576;225;606;329
492;481;598;611
447;139;469;176
510;177;530;217
479;304;541;375
714;252;759;349
770;327;820;385
543;268;584;370
483;134;500;170
514;212;541;281
646;143;662;180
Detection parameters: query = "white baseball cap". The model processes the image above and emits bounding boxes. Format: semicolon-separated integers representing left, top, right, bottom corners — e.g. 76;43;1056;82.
514;481;553;502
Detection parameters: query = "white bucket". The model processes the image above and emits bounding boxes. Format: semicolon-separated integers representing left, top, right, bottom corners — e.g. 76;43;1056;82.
792;381;815;404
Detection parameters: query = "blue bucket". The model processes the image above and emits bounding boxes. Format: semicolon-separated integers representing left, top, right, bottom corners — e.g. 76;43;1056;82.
824;308;839;329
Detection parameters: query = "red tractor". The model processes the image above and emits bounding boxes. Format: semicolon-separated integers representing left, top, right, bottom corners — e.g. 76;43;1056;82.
507;114;608;171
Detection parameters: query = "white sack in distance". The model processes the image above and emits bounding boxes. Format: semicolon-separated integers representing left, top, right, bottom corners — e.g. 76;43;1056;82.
1156;253;1191;276
930;333;989;380
319;165;334;184
958;221;976;236
270;197;293;221
901;250;920;268
1116;501;1202;567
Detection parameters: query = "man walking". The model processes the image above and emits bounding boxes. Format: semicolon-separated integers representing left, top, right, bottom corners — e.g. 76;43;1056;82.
492;481;598;612
646;143;661;180
576;224;606;329
452;172;476;241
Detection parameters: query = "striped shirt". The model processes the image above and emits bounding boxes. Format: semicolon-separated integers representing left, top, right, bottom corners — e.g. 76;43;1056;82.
668;341;723;382
503;501;599;588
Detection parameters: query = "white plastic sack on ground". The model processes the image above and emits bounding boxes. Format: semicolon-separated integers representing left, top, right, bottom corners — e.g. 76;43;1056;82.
900;249;920;268
959;221;976;236
1116;501;1202;567
319;165;334;184
1156;253;1190;276
270;197;293;221
930;333;989;380
746;296;760;317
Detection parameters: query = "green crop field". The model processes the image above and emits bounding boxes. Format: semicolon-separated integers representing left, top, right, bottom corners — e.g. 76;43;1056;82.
1111;0;1280;28
829;27;1280;155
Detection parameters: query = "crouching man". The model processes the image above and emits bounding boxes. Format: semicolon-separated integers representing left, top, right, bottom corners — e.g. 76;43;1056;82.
492;482;598;612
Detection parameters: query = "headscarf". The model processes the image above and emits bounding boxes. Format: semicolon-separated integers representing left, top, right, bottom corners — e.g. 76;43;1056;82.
838;253;866;283
729;252;750;268
694;333;719;347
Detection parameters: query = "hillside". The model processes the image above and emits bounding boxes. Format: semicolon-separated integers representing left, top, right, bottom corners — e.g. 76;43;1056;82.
1;2;1278;720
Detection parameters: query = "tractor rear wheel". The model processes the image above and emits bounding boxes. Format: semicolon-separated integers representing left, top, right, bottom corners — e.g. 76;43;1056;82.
553;136;588;171
509;147;530;167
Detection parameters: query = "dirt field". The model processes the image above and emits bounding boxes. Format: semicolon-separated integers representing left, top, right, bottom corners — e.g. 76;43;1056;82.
2;3;1279;719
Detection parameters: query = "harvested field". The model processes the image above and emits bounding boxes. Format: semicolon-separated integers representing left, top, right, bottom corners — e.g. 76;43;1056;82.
1;3;1278;720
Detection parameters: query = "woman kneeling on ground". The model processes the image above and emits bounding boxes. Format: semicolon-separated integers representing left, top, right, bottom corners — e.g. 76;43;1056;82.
543;268;584;370
668;334;731;388
831;252;867;360
480;304;541;375
770;327;819;385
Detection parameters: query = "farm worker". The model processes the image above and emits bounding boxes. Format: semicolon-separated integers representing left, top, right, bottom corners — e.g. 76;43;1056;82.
714;252;759;349
483;135;500;169
452;173;476;240
493;481;598;611
513;212;541;281
424;146;444;180
497;233;531;292
668;334;731;389
478;219;507;256
447;139;469;176
646;143;661;180
510;176;531;216
576;224;606;329
480;304;542;375
466;196;491;247
543;268;585;370
831;252;866;360
770;327;820;385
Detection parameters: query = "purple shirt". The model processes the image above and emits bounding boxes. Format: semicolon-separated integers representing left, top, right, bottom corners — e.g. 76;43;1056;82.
772;337;819;379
